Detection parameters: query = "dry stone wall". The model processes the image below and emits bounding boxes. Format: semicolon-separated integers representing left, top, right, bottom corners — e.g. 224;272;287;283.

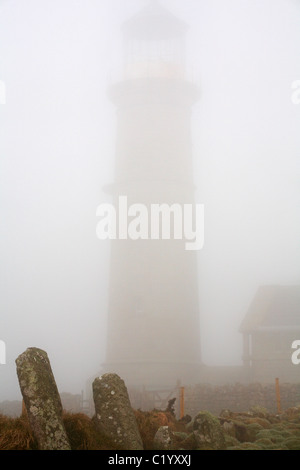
185;383;300;417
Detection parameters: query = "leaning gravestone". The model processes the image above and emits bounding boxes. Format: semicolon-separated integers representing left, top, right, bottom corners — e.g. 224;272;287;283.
16;347;70;450
93;373;143;450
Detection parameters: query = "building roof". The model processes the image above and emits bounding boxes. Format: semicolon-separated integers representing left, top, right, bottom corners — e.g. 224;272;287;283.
240;285;300;333
122;1;188;40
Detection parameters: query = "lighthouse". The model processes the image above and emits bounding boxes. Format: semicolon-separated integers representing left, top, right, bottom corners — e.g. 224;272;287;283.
103;1;202;389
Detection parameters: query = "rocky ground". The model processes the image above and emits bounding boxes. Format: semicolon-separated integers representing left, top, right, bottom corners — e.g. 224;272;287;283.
0;404;299;450
3;348;299;450
135;404;300;450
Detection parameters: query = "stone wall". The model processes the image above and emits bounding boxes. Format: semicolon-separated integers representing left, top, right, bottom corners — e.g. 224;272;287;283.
0;400;22;417
185;383;300;417
60;393;82;413
0;393;82;418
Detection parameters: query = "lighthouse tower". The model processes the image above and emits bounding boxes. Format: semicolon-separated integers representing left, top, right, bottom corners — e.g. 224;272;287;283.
103;1;202;389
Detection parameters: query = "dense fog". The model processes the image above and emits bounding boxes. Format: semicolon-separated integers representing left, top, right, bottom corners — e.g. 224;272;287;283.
0;0;299;400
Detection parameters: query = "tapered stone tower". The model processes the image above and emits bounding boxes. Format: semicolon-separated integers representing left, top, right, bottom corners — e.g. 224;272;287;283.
103;1;202;389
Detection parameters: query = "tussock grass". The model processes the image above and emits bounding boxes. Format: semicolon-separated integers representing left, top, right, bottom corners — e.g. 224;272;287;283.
0;414;36;450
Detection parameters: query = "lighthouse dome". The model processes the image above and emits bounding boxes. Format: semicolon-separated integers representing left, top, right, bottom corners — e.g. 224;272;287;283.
122;1;188;41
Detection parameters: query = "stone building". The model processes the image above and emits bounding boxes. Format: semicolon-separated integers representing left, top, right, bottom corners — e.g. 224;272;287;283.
240;285;300;383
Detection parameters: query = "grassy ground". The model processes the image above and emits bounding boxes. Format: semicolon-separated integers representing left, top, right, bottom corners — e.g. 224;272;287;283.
0;405;299;450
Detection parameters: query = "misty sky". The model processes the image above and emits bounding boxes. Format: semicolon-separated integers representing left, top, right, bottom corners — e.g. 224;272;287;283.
0;0;300;400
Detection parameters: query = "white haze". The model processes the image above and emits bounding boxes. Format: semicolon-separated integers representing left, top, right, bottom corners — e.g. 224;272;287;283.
0;0;299;399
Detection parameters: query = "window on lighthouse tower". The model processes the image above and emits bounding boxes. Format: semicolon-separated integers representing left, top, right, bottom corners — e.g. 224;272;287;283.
122;3;187;81
124;37;185;81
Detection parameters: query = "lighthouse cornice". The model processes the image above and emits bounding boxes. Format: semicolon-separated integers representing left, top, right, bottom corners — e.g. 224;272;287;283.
103;179;197;196
108;77;200;108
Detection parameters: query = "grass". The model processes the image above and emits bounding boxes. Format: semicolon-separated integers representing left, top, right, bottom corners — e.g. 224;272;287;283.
0;405;299;450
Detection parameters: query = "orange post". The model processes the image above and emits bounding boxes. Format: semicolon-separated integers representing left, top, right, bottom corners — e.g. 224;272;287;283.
22;399;27;417
180;386;185;419
275;378;281;414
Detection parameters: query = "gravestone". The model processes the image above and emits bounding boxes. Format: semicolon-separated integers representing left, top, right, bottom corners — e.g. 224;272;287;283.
16;347;70;450
93;373;143;450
